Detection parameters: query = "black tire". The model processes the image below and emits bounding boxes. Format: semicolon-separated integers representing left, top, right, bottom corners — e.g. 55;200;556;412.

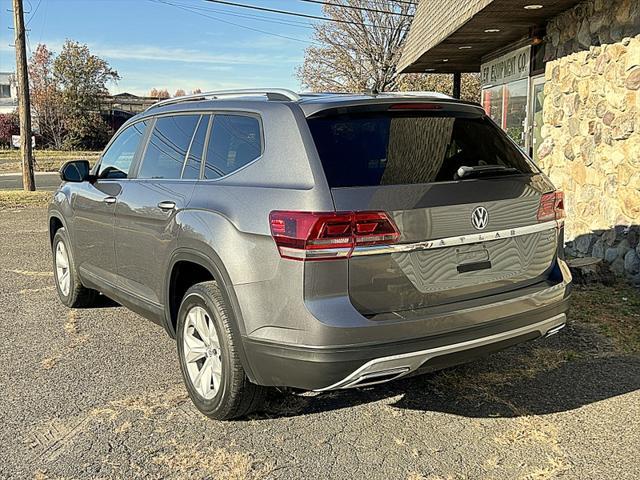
52;228;98;308
176;281;267;420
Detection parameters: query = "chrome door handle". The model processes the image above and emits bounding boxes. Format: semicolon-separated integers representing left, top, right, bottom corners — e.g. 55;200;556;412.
157;200;176;211
103;196;116;205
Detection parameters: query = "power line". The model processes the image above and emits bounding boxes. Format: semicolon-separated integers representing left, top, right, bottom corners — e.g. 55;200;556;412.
297;0;413;17
37;0;50;45
169;1;316;29
151;0;319;45
202;0;398;30
25;0;41;27
390;0;418;5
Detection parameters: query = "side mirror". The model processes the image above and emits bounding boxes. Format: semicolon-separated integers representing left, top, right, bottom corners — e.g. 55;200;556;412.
59;160;91;182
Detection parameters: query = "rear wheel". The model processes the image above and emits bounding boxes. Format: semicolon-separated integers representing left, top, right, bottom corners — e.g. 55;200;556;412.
52;228;97;308
176;281;267;420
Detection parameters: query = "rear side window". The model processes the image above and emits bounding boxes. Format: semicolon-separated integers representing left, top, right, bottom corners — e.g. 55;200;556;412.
204;114;261;180
182;115;209;179
98;121;148;179
307;112;536;188
139;114;200;179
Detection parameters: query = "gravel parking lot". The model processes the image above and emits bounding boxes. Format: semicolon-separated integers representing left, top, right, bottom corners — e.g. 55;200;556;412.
1;207;639;480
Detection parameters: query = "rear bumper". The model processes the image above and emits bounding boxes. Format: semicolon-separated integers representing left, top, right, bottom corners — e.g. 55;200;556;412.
243;289;571;390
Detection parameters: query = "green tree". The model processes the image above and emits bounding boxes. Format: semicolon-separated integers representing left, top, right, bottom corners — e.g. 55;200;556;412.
53;40;120;115
36;40;120;149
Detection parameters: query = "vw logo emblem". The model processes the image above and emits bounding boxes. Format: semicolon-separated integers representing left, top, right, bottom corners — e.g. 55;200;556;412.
471;206;489;230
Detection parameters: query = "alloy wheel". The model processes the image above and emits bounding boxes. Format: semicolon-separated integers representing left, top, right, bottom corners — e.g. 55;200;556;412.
55;241;70;296
183;305;223;399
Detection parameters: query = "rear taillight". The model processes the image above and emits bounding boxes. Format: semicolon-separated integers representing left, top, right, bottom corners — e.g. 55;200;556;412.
269;211;400;261
537;191;565;222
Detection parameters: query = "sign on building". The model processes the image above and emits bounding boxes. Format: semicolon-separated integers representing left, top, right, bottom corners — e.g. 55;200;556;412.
481;45;531;87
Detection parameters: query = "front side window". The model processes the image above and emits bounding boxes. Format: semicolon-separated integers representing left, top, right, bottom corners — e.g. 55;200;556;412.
139;114;200;179
98;121;148;179
204;114;261;180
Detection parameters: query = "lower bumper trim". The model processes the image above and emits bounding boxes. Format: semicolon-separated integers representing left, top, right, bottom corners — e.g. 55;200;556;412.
314;313;566;391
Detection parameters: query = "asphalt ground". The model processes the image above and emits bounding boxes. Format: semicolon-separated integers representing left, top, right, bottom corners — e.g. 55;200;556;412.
1;207;639;480
0;172;61;191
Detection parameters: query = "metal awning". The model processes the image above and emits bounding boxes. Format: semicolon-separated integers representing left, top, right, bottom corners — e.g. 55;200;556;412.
398;0;581;74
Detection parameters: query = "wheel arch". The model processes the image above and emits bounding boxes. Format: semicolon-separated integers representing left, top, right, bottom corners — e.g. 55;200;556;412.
48;212;67;246
165;247;257;383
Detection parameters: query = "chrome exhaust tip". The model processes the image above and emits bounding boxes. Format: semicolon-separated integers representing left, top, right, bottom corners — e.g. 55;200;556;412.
544;323;566;338
344;367;411;389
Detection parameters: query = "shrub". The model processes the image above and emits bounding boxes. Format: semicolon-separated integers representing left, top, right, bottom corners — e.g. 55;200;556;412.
0;113;20;148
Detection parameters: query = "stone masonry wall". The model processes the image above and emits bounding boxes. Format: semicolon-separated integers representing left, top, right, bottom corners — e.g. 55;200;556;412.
538;0;639;280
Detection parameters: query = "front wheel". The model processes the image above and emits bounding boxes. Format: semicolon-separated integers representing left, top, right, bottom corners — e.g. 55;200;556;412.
176;281;267;420
52;228;97;308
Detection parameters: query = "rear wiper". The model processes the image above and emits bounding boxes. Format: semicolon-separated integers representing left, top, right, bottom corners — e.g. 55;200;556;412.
455;164;519;180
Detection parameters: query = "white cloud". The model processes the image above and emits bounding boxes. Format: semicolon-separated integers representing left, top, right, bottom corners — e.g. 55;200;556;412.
92;44;298;66
0;40;298;67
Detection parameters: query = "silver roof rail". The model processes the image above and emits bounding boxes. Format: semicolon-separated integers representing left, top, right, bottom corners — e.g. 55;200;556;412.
146;88;301;111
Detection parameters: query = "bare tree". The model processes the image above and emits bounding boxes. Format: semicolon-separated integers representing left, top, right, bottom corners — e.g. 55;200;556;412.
149;88;170;99
297;0;480;101
174;89;186;97
192;88;202;94
29;44;65;149
298;0;413;93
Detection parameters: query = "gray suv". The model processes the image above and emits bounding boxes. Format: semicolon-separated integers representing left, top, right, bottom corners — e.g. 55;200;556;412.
49;89;572;420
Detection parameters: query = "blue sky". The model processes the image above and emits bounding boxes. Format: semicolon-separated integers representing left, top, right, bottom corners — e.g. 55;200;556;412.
0;0;322;95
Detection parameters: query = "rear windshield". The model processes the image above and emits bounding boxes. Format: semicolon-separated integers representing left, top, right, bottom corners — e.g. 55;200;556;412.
307;111;537;188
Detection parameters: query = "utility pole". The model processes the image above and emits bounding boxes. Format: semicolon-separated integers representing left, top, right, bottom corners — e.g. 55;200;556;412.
12;0;35;191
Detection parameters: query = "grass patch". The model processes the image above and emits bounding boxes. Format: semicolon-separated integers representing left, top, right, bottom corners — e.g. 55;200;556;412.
0;149;100;173
570;283;640;353
153;441;273;480
0;190;52;208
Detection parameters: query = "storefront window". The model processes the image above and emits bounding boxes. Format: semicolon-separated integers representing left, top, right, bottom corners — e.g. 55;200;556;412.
531;77;545;162
482;85;503;126
480;44;544;155
504;79;528;148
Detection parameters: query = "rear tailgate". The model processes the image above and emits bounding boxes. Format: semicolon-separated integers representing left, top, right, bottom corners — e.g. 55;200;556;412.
307;101;561;316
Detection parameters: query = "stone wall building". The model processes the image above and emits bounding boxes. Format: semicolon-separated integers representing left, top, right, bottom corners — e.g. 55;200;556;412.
399;0;639;281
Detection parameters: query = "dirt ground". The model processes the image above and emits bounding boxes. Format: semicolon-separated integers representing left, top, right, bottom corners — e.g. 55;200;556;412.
1;207;639;480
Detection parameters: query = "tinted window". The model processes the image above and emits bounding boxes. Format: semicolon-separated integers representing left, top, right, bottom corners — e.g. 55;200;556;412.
98;121;148;179
139;114;200;179
182;115;209;179
307;112;536;188
204;114;261;179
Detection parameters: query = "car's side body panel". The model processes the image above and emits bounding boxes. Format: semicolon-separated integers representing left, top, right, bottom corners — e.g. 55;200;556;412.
114;179;197;307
